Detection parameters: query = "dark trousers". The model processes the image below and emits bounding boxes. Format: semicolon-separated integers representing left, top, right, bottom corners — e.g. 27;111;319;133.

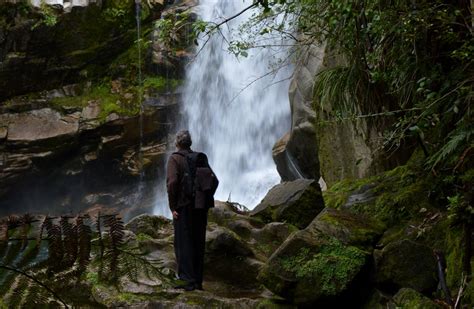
173;206;208;285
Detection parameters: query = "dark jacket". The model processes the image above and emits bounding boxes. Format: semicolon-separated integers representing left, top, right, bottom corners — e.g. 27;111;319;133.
166;149;193;212
166;149;219;212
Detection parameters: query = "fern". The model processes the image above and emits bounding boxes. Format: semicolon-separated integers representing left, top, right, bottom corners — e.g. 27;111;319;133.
96;212;104;281
20;214;33;250
42;217;64;273
8;276;29;308
102;214;125;281
0;211;166;307
427;125;474;169
60;216;78;268
76;215;91;280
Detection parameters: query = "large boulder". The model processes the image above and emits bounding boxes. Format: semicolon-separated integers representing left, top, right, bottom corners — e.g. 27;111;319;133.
273;42;330;181
258;226;368;305
310;207;385;249
250;179;324;229
374;239;438;293
392;288;442;309
205;225;262;285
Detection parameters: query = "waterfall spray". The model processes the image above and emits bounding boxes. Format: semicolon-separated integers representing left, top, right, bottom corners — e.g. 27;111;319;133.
181;0;292;208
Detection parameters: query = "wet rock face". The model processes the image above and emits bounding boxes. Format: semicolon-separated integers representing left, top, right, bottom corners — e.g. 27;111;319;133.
250;179;325;229
0;1;141;101
6;108;79;142
0;99;176;215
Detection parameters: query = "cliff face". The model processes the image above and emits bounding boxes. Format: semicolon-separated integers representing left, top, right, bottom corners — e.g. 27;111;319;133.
274;41;409;187
0;0;192;216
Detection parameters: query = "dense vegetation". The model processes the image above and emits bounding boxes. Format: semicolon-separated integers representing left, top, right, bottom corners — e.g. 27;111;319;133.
237;0;474;275
0;213;165;307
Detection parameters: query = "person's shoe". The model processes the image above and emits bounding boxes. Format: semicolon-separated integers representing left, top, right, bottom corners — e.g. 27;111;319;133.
174;282;195;291
195;283;203;290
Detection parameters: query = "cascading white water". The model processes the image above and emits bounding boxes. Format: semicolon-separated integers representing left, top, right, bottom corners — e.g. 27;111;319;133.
181;0;292;208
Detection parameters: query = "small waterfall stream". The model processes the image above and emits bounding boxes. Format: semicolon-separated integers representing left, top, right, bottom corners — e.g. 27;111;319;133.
181;0;292;208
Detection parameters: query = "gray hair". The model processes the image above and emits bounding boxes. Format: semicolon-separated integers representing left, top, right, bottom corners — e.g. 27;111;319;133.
175;130;192;148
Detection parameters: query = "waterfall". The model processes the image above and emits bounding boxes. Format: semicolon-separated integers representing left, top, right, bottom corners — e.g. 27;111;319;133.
181;0;292;208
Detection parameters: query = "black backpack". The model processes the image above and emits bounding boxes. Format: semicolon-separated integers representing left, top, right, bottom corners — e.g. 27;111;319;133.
173;151;218;209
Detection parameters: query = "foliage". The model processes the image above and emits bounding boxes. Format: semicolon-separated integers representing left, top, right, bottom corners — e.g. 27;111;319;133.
32;1;58;29
154;10;201;50
280;238;366;295
0;213;166;308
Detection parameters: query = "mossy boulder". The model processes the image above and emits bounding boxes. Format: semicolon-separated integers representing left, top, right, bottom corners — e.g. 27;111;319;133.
258;227;368;305
323;163;433;227
310;207;385;249
205;225;262;285
250;179;325;229
374;239;438;293
392;288;442;309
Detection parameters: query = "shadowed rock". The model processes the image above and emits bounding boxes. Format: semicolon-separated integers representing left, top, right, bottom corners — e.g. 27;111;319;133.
374;239;438;293
251;179;324;229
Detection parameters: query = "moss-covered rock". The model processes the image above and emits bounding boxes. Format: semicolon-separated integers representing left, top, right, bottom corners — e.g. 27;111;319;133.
310;207;386;249
374;239;438;293
251;179;325;229
392;288;442;309
125;214;172;239
205;225;262;285
258;227;368;305
323;163;433;227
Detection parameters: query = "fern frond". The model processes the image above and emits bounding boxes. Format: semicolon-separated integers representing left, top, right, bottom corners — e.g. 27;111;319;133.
43;217;64;273
22;284;51;307
7;276;29;308
75;216;91;280
96;213;104;280
20;214;33;250
60;216;78;268
428;125;474;169
36;215;47;249
103;214;125;280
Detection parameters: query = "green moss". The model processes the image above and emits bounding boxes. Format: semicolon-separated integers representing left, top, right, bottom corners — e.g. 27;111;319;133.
276;182;325;229
445;226;464;288
280;238;366;296
50;83;139;121
393;288;441;309
323;176;378;209
143;76;183;93
323;163;433;227
136;233;153;242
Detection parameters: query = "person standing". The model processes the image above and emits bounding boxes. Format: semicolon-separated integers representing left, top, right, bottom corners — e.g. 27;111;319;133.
166;130;218;291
